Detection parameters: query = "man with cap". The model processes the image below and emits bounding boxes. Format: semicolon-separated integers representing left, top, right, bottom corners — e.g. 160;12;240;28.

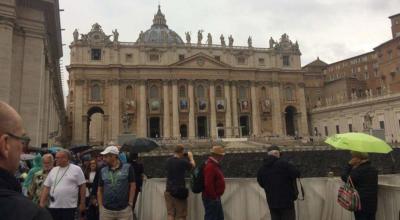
97;146;136;220
0;101;52;220
202;145;226;220
257;145;300;220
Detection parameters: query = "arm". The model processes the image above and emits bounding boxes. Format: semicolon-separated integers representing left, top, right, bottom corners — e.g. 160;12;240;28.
203;165;217;200
39;186;50;208
128;165;136;206
340;163;353;182
187;152;196;168
79;184;86;212
97;186;104;207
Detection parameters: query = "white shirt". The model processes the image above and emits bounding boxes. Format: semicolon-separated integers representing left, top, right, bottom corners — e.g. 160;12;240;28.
44;163;86;208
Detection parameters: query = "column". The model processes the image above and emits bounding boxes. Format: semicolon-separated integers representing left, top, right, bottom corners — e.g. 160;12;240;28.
103;115;110;144
224;81;232;137
250;81;260;136
19;35;46;146
172;80;180;138
231;81;239;137
297;83;309;137
137;80;147;137
110;79;120;140
0;19;14;103
272;82;283;135
209;80;217;138
162;80;171;138
73;80;84;144
188;80;196;139
82;115;88;144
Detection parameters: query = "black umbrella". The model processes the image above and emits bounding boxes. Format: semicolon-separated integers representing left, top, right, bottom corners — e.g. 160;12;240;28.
121;138;159;153
80;146;105;156
69;144;92;153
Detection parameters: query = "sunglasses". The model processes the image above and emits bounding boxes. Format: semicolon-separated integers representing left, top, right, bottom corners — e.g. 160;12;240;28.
6;132;31;147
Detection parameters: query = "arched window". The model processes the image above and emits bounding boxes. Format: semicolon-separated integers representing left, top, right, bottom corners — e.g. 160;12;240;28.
285;87;294;101
126;85;133;100
91;84;101;101
216;85;223;97
150;85;159;99
239;86;247;99
197;85;205;98
179;85;186;98
261;87;267;98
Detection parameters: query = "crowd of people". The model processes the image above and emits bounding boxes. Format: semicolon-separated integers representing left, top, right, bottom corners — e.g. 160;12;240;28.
0;100;379;220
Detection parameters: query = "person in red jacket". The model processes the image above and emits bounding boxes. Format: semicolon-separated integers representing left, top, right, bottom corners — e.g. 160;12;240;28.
202;145;225;220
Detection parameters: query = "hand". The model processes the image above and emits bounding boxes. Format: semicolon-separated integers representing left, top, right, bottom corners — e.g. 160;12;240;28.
91;198;98;206
79;202;86;213
187;151;193;158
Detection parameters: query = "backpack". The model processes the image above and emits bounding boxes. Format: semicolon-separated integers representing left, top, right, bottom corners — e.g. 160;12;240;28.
190;161;206;193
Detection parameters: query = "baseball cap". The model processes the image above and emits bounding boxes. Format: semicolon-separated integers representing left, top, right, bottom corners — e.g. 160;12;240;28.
100;146;120;155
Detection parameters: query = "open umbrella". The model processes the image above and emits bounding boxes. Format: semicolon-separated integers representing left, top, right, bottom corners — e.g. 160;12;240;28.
325;132;392;153
81;146;105;156
20;154;36;161
69;144;91;153
121;138;159;153
48;146;63;153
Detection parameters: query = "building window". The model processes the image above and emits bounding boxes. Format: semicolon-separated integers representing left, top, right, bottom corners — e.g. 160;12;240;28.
285;87;294;101
258;58;265;65
214;56;220;61
238;86;247;99
91;84;101;101
196;85;205;98
237;57;246;65
126;86;133;100
314;127;318;136
215;85;223;97
336;125;340;134
179;54;185;61
149;54;160;62
91;49;102;60
69;91;74;103
379;121;385;129
125;54;133;62
283;55;290;66
149;85;159;98
377;87;382;95
388;51;393;60
261;87;267;98
324;126;328;136
179;85;186;98
365;72;369;80
348;124;353;132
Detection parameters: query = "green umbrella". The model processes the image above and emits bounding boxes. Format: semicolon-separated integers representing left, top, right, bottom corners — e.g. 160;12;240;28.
325;132;393;154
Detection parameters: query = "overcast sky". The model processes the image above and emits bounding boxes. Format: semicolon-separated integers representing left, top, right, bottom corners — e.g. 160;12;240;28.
59;0;400;95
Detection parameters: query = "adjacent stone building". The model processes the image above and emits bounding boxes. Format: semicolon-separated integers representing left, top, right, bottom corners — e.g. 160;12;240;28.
309;13;400;141
66;6;309;145
0;0;66;147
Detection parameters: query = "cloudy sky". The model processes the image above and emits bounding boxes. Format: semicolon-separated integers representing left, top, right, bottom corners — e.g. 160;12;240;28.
59;0;400;95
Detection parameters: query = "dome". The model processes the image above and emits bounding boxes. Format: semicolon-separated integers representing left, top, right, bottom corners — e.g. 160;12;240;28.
137;6;184;45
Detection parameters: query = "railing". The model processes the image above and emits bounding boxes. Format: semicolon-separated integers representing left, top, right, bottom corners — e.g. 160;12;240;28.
136;175;400;220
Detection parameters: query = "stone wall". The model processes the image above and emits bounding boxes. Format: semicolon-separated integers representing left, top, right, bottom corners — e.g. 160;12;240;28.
139;148;400;178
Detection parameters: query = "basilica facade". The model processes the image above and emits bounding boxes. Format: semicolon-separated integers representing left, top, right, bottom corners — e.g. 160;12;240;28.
66;7;308;145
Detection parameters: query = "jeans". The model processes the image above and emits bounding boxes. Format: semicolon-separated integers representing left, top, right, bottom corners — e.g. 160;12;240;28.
202;198;224;220
269;208;296;220
354;211;376;220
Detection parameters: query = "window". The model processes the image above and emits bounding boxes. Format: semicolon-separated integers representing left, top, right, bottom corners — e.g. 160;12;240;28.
91;84;101;101
125;54;133;62
216;85;223;97
261;87;267;98
379;121;385;129
149;54;159;62
196;85;205;97
336;125;340;134
285;87;294;101
179;54;185;61
388;51;393;60
149;85;159;98
69;91;74;103
126;86;133;99
214;56;220;61
91;49;101;60
258;58;265;65
348;124;353;132
324;126;328;136
179;85;186;98
377;87;382;95
374;69;378;77
238;86;247;99
237;57;246;65
283;55;290;66
365;72;369;80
